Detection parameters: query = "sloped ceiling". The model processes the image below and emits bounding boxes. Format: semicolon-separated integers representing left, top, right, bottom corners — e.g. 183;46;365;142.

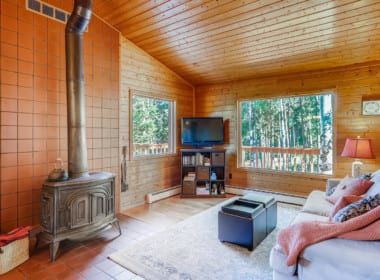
93;0;380;85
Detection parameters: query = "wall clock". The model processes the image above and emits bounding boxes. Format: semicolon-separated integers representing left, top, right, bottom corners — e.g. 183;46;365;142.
362;100;380;115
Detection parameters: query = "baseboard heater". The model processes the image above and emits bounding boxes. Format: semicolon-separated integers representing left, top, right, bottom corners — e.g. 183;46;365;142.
145;185;306;205
225;185;306;206
146;185;182;203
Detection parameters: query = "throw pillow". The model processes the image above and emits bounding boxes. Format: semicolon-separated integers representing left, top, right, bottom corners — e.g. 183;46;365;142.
328;194;363;221
326;175;374;204
332;193;380;223
358;173;372;180
326;185;337;196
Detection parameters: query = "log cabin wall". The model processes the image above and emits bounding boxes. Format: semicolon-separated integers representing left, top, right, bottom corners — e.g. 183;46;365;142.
119;37;194;210
195;61;380;197
0;1;119;232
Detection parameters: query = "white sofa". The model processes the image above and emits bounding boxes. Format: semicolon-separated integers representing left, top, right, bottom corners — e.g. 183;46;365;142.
270;170;380;280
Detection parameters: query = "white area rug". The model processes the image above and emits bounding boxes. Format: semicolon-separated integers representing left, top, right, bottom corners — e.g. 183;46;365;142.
109;199;300;280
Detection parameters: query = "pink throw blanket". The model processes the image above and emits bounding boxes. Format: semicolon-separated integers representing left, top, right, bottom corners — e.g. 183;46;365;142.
278;206;380;266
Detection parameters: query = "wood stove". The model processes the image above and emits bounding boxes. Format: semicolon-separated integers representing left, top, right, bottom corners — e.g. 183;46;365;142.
39;1;121;262
40;172;120;262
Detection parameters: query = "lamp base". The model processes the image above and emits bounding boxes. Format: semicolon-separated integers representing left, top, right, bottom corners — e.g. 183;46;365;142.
352;159;363;177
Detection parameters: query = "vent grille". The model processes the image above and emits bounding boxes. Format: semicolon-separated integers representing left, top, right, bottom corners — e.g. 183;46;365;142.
26;0;70;24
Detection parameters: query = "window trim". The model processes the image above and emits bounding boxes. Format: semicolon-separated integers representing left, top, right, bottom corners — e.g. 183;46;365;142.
236;92;335;175
130;93;176;159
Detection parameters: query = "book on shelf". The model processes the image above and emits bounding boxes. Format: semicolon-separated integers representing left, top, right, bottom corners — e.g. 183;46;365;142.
196;152;203;165
196;187;209;195
182;155;196;166
183;175;195;181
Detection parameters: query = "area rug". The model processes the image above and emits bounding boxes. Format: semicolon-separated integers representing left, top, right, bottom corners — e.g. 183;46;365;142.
109;199;300;280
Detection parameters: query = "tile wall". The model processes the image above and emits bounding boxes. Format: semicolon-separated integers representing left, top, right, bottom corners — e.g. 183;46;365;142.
0;0;120;232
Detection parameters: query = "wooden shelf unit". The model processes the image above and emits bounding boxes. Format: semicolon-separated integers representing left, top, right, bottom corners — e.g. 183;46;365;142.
180;148;226;198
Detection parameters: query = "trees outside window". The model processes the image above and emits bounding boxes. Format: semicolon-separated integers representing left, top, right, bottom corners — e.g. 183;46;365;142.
132;95;176;157
239;93;333;174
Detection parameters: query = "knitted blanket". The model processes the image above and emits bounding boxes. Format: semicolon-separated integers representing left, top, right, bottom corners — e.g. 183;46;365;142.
278;206;380;266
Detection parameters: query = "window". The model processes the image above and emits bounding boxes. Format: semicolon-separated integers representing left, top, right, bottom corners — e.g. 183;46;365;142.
238;93;333;174
132;95;176;157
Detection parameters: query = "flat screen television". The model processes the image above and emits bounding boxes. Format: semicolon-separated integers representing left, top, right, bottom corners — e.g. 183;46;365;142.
181;117;224;147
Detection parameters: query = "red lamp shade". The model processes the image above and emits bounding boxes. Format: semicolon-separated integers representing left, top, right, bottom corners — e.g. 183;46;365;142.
341;137;375;159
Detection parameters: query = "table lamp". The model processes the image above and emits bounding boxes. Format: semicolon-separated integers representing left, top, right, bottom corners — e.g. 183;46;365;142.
341;136;375;177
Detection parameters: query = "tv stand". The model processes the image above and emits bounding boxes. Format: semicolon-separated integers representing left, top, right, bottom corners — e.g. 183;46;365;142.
180;148;226;198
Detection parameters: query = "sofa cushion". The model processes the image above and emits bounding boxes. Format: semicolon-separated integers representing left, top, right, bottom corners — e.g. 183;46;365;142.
367;170;380;197
326;176;373;204
292;211;329;224
326;178;342;196
270;244;298;276
332;193;380;222
300;238;380;280
302;190;333;217
370;169;380;180
366;181;380;197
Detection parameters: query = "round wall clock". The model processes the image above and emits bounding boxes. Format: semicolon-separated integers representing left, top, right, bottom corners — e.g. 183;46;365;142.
362;100;380;115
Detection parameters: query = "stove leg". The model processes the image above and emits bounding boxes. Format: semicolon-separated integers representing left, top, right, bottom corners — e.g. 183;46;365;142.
50;241;60;262
113;220;122;236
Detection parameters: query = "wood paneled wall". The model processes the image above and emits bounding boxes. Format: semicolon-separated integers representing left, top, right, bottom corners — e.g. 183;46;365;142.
119;37;194;210
195;61;380;196
0;0;119;232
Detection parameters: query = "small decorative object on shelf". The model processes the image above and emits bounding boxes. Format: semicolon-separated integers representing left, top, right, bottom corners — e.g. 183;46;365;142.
180;148;226;198
47;158;68;182
218;184;225;194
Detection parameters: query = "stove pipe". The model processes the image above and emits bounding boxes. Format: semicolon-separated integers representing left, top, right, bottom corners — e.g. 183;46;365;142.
65;0;93;178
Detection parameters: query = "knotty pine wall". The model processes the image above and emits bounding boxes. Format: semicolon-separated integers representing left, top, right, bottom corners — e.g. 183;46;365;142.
119;37;194;210
195;61;380;197
0;1;119;232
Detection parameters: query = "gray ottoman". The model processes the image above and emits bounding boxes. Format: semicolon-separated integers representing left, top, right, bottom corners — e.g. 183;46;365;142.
240;193;277;234
218;199;267;250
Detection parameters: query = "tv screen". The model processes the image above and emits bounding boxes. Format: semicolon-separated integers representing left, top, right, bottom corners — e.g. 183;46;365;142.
181;117;224;147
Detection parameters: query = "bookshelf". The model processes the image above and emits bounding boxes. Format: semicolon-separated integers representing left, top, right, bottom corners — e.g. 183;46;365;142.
180;148;226;198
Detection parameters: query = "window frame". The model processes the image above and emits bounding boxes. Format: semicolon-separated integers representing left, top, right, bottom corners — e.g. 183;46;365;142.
236;92;334;175
130;93;176;159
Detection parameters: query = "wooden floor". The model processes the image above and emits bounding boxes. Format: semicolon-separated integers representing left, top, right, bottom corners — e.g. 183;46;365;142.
0;195;233;280
122;194;233;230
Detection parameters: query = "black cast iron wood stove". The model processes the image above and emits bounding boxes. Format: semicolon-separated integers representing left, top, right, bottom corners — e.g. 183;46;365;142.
39;0;121;262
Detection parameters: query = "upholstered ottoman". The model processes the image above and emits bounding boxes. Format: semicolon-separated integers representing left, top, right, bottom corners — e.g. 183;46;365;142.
240;193;277;234
218;199;267;250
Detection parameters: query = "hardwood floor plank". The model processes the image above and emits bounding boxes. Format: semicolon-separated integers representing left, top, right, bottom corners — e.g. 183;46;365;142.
121;194;234;229
0;195;235;279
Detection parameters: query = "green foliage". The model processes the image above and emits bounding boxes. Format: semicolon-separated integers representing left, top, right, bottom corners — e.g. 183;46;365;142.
240;94;332;149
132;96;169;144
240;94;333;174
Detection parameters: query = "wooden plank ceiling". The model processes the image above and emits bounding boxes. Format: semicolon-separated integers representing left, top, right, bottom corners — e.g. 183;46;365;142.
93;0;380;85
